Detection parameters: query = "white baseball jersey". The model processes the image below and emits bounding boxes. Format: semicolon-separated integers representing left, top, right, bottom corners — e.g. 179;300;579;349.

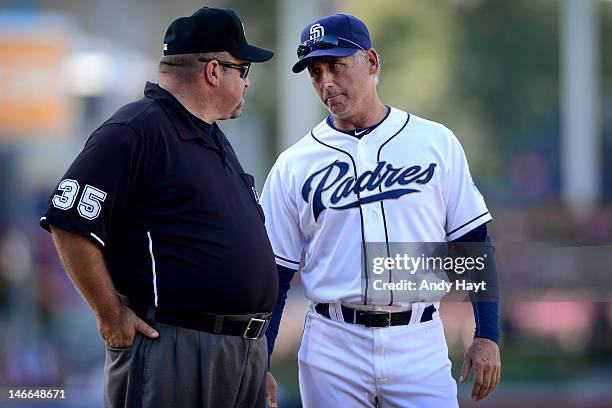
261;107;491;306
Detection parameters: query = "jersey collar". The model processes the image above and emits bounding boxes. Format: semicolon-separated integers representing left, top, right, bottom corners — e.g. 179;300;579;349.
325;106;391;139
144;82;219;151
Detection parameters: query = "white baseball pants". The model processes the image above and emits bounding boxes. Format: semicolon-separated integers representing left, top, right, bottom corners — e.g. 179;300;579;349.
298;305;458;408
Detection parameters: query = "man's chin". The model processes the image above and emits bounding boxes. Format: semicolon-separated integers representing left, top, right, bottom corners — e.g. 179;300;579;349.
221;105;243;120
230;101;244;119
328;104;348;118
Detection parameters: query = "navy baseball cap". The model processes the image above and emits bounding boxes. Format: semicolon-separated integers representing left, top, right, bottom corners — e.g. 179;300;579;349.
292;14;372;73
163;7;273;62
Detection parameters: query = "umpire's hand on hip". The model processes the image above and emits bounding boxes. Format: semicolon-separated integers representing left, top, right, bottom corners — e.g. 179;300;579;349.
97;304;159;348
460;337;501;401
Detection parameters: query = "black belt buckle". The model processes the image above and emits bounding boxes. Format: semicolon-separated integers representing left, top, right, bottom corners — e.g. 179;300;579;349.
243;318;267;340
367;311;392;328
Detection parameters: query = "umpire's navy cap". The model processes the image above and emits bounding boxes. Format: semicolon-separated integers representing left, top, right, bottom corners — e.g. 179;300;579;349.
292;14;372;73
163;7;273;62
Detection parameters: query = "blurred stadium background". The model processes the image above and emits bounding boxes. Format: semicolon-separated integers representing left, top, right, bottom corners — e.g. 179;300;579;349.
0;0;611;407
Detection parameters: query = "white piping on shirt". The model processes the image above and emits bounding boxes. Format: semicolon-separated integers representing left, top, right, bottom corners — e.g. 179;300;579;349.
90;232;105;247
147;231;159;307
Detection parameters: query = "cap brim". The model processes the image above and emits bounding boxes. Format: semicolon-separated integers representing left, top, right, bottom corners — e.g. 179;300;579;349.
292;47;358;73
232;44;274;63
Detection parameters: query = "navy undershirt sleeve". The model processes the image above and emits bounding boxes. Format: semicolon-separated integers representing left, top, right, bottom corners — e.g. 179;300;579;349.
452;224;500;344
265;264;297;368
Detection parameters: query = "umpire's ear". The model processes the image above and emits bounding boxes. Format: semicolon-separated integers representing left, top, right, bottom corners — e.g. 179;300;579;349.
203;59;222;87
366;48;380;76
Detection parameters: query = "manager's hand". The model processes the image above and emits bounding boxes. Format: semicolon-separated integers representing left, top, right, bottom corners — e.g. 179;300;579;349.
266;371;278;408
460;337;500;401
98;305;159;348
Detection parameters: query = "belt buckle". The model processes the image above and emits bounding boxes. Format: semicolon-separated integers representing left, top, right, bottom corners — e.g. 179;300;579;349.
369;310;392;328
243;318;267;340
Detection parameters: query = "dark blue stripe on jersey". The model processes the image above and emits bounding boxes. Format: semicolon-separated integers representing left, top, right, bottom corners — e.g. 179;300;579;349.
376;113;411;158
330;189;419;209
447;211;490;236
380;196;393;306
376;113;410;305
274;254;300;265
454;223;488;242
265;264;297;366
452;224;500;344
310;130;371;304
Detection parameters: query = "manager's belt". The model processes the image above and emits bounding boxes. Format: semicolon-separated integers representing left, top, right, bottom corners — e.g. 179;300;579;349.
132;305;270;340
315;303;436;328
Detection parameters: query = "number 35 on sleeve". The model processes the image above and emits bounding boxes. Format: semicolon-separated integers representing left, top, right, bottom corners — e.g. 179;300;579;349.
52;179;107;220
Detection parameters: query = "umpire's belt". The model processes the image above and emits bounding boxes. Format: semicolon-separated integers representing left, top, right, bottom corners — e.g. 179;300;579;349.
315;303;436;328
132;305;270;340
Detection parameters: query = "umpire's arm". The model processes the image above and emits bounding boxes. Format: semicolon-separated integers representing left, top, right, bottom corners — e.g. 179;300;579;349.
50;226;158;348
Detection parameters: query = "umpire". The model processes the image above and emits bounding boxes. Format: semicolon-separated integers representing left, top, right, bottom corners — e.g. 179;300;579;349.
40;7;277;408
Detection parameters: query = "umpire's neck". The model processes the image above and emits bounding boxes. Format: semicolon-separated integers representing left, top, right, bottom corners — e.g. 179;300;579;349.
159;57;240;125
159;78;218;125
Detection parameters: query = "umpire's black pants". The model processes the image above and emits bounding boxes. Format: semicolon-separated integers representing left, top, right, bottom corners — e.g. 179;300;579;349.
103;322;267;408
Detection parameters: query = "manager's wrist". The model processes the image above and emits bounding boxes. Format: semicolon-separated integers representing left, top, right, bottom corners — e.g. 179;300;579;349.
474;332;500;345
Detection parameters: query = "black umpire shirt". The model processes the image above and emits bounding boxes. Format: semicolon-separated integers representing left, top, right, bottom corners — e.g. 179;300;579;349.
41;82;278;315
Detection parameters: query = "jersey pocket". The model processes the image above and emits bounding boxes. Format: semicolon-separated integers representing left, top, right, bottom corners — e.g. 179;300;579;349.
240;173;265;222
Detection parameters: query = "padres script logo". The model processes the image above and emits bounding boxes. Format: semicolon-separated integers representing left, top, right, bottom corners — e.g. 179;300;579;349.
302;161;436;221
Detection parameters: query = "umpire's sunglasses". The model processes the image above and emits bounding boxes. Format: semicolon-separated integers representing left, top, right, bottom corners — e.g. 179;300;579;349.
198;58;251;79
296;35;365;60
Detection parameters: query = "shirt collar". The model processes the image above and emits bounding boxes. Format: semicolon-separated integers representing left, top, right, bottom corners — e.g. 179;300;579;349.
325;106;391;139
144;82;219;150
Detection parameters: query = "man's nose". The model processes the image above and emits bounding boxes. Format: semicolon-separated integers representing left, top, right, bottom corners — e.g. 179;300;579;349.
320;70;335;88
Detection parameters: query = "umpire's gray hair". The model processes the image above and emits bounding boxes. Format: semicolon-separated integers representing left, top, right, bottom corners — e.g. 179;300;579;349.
158;52;230;83
354;49;380;85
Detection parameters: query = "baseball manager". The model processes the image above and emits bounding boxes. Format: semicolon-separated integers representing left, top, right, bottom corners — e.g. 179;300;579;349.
264;14;501;407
